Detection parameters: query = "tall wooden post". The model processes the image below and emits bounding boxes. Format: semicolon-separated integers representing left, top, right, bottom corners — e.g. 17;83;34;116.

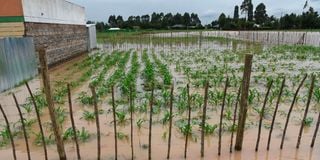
38;48;67;160
297;75;315;148
167;85;174;159
218;77;229;155
13;94;31;160
200;81;209;157
184;84;191;158
90;85;101;160
235;54;253;151
25;82;48;160
129;86;134;160
148;84;154;160
67;84;81;160
111;86;118;160
280;74;307;149
0;104;16;160
255;80;273;151
230;86;241;153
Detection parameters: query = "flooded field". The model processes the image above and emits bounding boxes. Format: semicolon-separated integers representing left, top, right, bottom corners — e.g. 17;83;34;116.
0;36;320;160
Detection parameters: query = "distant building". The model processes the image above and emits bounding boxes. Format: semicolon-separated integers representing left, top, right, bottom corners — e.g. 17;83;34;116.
171;24;186;29
0;0;94;66
108;28;121;31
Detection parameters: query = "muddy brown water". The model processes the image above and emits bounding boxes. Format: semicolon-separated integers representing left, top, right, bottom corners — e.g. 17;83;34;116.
0;42;319;160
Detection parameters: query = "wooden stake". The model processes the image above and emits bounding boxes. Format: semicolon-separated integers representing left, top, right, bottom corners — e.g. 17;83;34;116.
184;84;191;158
129;86;134;160
13;94;31;160
201;81;209;157
219;77;229;155
90;85;101;160
311;108;320;148
297;75;315;148
267;78;285;150
0;104;16;160
167;85;174;159
255;80;273;151
235;54;253;151
230;86;241;153
67;84;81;160
111;86;118;160
25;82;48;160
148;84;154;160
280;74;307;149
38;48;66;160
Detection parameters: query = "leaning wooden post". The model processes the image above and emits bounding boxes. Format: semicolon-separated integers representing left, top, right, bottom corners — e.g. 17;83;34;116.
67;84;81;160
297;75;315;148
129;86;134;160
0;104;16;160
38;48;66;160
267;78;285;150
255;80;273;151
12;94;31;160
280;74;307;149
201;81;209;157
25;82;48;160
235;54;253;151
219;77;229;155
148;84;154;160
311;108;320;147
90;85;101;160
167;84;174;159
111;86;118;160
230;86;241;153
184;84;191;158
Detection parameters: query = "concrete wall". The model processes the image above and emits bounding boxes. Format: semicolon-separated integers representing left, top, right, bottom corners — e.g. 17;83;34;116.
25;22;88;66
22;0;86;25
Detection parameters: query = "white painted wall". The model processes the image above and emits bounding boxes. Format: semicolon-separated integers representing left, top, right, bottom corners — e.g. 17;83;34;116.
22;0;86;25
87;24;97;50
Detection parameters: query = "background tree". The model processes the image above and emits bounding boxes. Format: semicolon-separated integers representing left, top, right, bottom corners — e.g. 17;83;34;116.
108;15;117;27
254;3;268;25
218;13;227;29
162;13;174;28
240;0;253;21
95;22;105;32
191;13;201;27
248;3;254;21
173;13;184;25
234;5;239;20
116;16;124;28
141;14;150;28
300;7;320;29
183;13;191;27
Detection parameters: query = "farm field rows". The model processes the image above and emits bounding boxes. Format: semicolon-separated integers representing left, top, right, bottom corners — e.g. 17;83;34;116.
0;36;320;159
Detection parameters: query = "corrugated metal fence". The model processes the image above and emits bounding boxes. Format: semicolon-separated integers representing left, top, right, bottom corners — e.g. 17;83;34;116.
152;31;320;47
0;37;37;92
202;31;320;46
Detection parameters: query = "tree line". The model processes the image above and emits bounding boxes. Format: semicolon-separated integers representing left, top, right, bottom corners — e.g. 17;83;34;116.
90;0;320;31
213;0;320;30
91;12;202;32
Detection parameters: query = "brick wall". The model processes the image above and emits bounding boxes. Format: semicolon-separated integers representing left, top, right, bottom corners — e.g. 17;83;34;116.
25;22;88;66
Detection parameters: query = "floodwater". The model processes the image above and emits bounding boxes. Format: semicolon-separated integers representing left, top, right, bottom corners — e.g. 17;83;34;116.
0;39;319;160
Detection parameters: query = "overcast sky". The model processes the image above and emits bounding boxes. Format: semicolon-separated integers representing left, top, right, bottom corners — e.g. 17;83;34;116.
68;0;320;24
